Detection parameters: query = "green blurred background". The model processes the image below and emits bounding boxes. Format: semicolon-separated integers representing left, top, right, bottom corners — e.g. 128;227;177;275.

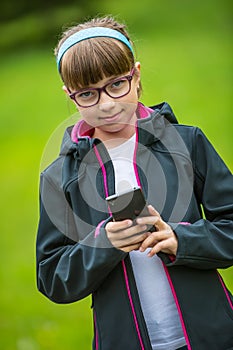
0;0;232;349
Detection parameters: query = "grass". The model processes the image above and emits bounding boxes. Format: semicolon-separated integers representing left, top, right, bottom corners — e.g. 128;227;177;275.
0;50;93;350
0;1;232;348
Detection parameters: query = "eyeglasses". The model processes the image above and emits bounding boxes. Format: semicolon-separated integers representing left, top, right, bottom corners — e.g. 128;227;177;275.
68;68;135;108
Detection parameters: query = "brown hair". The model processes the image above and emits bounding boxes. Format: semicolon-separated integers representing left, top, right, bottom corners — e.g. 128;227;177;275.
54;16;140;93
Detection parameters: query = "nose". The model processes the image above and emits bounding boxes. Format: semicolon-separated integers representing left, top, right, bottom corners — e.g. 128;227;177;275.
98;91;115;111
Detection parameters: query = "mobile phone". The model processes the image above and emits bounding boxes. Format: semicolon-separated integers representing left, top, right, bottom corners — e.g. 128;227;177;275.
106;186;149;222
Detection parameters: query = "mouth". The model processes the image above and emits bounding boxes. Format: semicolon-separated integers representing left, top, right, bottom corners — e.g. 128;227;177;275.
99;111;122;123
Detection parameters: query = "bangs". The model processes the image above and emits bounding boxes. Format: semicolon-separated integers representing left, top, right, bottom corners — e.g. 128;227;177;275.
60;37;134;90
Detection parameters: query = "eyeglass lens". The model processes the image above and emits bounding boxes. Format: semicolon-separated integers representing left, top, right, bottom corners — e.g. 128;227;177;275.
73;76;132;107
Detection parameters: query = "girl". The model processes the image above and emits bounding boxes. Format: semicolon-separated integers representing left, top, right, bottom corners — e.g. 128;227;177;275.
36;16;233;349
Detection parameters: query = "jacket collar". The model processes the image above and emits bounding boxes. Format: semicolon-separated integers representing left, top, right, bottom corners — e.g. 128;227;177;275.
59;102;178;159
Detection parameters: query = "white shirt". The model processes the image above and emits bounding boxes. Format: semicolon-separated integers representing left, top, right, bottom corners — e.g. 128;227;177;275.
107;135;138;193
107;134;186;350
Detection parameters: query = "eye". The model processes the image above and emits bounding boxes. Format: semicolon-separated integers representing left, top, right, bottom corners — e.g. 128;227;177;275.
111;79;126;89
78;91;94;99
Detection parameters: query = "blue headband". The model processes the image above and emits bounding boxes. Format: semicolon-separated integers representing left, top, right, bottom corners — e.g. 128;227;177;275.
56;27;134;72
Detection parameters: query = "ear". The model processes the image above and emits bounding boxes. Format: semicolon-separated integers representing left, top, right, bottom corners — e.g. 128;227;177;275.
134;62;141;81
62;85;70;95
135;61;141;72
134;62;142;98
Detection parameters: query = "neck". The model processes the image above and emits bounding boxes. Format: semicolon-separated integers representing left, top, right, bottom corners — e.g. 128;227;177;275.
93;117;137;145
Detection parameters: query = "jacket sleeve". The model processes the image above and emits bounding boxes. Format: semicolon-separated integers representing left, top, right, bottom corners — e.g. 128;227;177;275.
36;167;126;304
168;127;233;270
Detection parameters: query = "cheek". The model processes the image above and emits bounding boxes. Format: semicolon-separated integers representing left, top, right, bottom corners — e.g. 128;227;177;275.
120;90;139;113
127;84;140;104
77;108;98;126
124;102;137;117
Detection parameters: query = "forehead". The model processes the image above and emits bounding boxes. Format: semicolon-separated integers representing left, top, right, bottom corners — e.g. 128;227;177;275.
61;37;134;90
81;71;129;89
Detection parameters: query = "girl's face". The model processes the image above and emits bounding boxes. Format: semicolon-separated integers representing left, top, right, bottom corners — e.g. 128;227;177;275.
64;63;141;142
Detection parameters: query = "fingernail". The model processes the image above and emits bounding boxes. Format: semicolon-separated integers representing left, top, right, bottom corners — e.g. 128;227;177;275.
148;205;155;211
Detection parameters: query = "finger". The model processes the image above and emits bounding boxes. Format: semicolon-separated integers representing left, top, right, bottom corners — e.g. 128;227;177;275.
139;232;159;252
136;215;167;232
147;239;171;257
147;205;160;217
118;227;148;244
147;237;178;257
117;231;149;250
106;219;133;232
108;223;149;251
147;242;163;257
121;243;141;253
139;229;173;252
147;205;168;231
112;223;147;240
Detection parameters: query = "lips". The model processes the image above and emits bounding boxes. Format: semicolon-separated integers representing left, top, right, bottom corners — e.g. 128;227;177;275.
100;111;122;123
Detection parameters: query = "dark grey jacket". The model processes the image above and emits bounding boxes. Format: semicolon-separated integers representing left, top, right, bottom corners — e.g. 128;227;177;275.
36;102;233;349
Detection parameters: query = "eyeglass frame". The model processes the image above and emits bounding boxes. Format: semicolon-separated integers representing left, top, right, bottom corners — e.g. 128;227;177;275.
68;68;135;108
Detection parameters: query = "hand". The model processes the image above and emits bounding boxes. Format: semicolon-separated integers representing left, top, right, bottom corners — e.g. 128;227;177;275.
136;205;178;257
106;219;149;253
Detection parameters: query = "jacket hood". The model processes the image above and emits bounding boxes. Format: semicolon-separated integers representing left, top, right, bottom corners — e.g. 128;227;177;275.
150;102;178;124
59;102;178;158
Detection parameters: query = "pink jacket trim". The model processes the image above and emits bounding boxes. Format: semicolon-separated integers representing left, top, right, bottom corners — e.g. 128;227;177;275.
71;119;94;142
94;312;99;349
133;103;153;186
94;220;105;238
217;272;233;310
122;260;145;350
162;263;192;350
70;102;153;143
93;145;109;200
133;129;141;187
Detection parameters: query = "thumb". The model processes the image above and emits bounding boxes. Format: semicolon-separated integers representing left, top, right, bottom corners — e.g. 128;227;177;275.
147;205;167;230
147;205;160;217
